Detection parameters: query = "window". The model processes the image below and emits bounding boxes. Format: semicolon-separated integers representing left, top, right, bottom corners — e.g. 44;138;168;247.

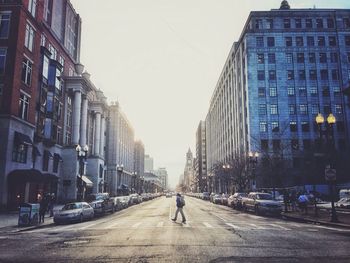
287;70;294;80
28;0;37;17
270;104;278;115
285;37;292;47
307;36;314;46
259;104;266;115
40;34;46;47
53;154;60;173
269;70;276;80
65;132;71;145
42;55;49;80
48;44;57;60
259;122;267;132
295;19;302;28
322;86;330;97
287;86;295;96
21;58;32;86
311;104;319;114
309;70;317;80
291;140;299;150
258;87;265;97
258;70;265;80
290;121;297;132
267;37;275;47
299;86;307;97
284;19;291;28
257;53;264;64
24;23;35;52
42;150;50;171
316;18;323;28
286;53;293;63
344;18;350;28
324;104;331;114
44;0;51;22
330;53;338;63
269;87;277;97
0;48;6;74
332;69;339;80
289;104;296;115
19;93;29;120
268;53;275;64
318;36;325;46
12;143;28;163
0;13;11;38
256;37;264;47
333;86;341;96
273;140;280;151
67;109;72;127
296;36;304;46
345;36;350;46
327;18;334;28
319;53;327;63
329;36;337;46
335;104;343;114
297;53;304;63
306;19;312;28
310;86;318;96
299;104;308;115
309;53;316;63
271;122;279;132
320;69;328;80
255;19;263;29
261;140;268;151
266;19;273;29
301;122;309;132
298;70;306;80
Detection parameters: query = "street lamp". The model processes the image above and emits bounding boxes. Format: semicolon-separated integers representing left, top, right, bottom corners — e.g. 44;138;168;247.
132;172;137;193
76;144;89;201
248;151;259;191
315;113;338;222
117;164;124;196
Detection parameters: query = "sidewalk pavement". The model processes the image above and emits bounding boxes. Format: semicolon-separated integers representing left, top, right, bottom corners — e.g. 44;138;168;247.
282;204;350;229
0;205;63;232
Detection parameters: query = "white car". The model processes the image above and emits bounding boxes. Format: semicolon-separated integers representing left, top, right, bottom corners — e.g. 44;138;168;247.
242;192;283;215
54;202;94;224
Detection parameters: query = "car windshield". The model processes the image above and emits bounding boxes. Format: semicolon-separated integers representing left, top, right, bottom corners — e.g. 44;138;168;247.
256;194;273;200
62;203;81;210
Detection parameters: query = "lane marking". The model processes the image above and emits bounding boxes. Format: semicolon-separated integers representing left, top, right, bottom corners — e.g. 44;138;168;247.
213;214;227;222
157;222;164;227
225;223;242;229
268;224;291;230
203;222;213;228
249;223;266;230
313;225;350;232
79;221;103;230
103;221;120;229
132;222;142;228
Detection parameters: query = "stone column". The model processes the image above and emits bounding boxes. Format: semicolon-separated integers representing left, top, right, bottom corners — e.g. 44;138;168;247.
94;112;101;156
80;98;88;146
72;91;82;144
99;116;105;158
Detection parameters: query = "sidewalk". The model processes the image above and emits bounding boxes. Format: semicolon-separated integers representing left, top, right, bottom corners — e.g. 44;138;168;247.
282;205;350;229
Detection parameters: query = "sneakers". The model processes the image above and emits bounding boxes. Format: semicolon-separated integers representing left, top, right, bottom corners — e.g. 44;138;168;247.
182;221;186;224
171;218;176;221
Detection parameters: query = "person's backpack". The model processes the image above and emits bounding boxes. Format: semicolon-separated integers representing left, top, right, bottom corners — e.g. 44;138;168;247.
180;196;185;206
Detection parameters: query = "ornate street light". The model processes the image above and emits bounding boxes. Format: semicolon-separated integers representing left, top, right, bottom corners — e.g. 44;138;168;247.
248;151;259;192
76;144;89;201
117;164;124;196
315;113;338;222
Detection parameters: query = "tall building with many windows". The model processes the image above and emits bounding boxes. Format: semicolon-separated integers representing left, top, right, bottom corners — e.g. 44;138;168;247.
206;1;350;192
154;167;168;190
195;121;207;192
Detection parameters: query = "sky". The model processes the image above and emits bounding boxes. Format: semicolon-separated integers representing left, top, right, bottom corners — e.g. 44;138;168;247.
70;0;350;188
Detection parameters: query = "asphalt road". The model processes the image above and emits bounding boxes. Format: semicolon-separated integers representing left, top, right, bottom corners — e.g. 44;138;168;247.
0;196;350;263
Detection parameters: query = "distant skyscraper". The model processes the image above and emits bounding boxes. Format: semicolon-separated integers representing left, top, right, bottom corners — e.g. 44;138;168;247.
154;168;168;190
144;154;154;173
195;121;207;192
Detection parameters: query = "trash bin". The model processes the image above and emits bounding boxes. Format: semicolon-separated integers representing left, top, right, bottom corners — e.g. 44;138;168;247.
18;203;40;227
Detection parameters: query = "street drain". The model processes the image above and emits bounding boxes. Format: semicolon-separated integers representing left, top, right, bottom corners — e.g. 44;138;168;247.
64;240;89;245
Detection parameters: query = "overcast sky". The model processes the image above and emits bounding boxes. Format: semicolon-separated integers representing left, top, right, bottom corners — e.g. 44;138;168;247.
70;0;349;188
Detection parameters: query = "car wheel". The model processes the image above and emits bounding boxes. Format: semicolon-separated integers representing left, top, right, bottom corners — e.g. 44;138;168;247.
80;214;83;223
255;205;260;216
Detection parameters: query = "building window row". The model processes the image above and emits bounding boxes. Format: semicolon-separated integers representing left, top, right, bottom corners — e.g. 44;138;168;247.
28;0;37;18
254;17;339;30
257;69;339;81
0;12;11;39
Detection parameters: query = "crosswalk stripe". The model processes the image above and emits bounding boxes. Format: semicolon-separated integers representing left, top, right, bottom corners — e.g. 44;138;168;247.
157;222;164;227
79;221;102;230
203;222;213;228
103;221;120;229
225;223;242;229
249;223;267;230
132;222;142;228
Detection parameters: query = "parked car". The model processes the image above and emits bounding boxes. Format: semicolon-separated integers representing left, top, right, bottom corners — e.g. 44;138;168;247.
228;193;247;209
242;192;282;215
109;196;122;211
336;197;350;209
166;192;172;198
339;189;350;199
116;196;129;209
221;194;230;205
129;194;142;205
210;193;217;203
87;193;115;215
54;202;94;224
202;192;210;201
213;194;222;204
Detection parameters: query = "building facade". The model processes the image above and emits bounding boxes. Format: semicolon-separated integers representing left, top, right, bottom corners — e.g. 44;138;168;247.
144;154;154;173
134;140;145;193
154;167;168;190
195;121;207;192
205;1;350;193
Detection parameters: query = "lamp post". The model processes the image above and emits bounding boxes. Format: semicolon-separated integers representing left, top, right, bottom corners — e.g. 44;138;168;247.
76;144;89;201
117;164;124;196
222;164;232;193
315;113;338;222
249;151;259;191
132;172;137;193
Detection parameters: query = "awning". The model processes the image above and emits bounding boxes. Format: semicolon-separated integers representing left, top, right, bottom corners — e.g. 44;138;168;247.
81;175;93;187
8;169;58;183
32;146;41;157
14;132;33;145
44;150;53;158
54;153;63;161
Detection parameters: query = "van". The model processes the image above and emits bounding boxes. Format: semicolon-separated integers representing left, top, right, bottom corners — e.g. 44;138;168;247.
339;189;350;199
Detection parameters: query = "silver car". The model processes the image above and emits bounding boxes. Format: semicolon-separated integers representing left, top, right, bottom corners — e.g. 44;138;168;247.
242;192;282;215
54;202;94;224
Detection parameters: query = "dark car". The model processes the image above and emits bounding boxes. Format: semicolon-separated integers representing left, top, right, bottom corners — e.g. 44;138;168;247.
87;193;115;215
202;192;210;201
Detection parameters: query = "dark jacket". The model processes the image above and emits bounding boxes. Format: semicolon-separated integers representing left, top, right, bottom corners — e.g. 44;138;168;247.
176;196;183;208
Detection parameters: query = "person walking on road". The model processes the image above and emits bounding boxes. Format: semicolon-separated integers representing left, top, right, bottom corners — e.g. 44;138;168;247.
39;194;49;223
172;193;186;223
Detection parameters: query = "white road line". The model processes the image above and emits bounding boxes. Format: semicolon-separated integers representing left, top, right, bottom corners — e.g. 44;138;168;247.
132;222;142;228
203;222;213;228
249;223;266;230
225;223;242;229
268;224;291;230
313;225;350;232
103;221;120;229
157;222;164;227
79;221;103;230
213;214;227;222
307;229;319;232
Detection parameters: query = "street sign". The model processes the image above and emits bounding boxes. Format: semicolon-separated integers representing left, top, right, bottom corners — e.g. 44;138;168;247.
325;168;336;181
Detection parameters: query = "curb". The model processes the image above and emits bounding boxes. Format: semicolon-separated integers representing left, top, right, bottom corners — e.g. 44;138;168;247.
282;213;350;229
